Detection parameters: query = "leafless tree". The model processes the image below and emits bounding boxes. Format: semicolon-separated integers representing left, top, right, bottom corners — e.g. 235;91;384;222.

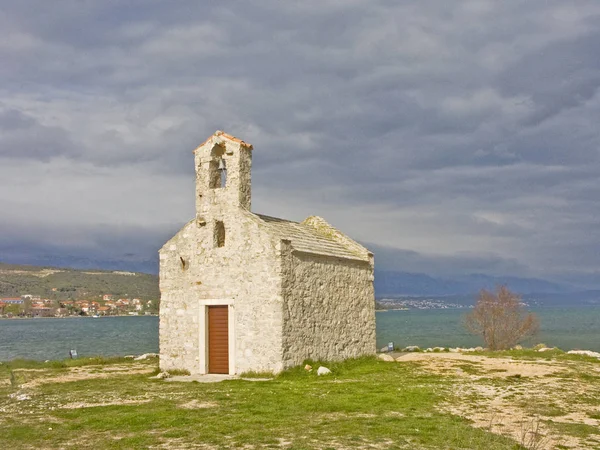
465;285;539;350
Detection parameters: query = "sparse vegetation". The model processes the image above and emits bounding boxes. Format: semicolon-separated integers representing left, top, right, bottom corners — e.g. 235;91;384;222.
1;352;599;449
465;285;539;350
0;356;524;449
166;368;191;376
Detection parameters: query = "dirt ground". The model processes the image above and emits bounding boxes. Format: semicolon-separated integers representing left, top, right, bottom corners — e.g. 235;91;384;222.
21;363;155;388
396;352;600;449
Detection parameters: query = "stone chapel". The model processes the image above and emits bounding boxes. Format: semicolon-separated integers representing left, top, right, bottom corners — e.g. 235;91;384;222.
159;131;375;375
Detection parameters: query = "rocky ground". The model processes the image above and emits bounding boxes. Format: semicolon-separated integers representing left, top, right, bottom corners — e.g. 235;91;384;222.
383;350;600;449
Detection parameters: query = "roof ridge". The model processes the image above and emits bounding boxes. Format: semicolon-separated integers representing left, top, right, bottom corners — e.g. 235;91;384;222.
194;130;253;152
254;213;369;262
255;213;299;224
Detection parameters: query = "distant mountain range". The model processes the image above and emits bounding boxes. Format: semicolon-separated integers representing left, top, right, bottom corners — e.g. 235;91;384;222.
374;270;572;297
374;270;600;306
2;262;596;307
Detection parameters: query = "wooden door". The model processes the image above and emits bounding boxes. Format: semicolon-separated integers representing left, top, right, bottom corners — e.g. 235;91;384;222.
208;305;229;374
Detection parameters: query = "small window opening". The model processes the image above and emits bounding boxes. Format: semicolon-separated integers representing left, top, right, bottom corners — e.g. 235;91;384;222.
214;221;225;248
220;168;227;188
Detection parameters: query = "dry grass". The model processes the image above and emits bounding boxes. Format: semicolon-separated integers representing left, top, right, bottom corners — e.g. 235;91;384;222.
400;352;600;449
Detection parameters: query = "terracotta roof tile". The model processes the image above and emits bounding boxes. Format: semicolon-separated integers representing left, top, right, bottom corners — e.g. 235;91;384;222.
194;130;253;153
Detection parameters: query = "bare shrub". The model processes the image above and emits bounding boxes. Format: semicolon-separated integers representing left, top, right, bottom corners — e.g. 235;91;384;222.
465;286;539;350
519;416;549;450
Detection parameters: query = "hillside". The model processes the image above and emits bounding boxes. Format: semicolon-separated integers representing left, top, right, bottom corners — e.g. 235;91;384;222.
0;263;159;300
2;262;593;306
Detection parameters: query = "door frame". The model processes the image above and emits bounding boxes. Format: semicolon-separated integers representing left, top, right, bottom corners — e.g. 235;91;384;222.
198;299;235;375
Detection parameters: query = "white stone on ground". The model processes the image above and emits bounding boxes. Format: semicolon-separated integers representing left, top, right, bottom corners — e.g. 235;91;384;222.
134;353;158;361
568;350;600;358
402;346;421;352
317;366;332;376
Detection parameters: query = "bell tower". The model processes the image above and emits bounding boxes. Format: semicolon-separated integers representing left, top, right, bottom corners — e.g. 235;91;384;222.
194;131;253;225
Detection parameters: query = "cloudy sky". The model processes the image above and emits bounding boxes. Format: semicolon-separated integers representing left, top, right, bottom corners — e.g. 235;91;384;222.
1;1;599;287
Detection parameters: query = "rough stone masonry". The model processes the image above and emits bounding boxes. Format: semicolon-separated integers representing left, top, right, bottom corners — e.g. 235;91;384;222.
159;131;376;375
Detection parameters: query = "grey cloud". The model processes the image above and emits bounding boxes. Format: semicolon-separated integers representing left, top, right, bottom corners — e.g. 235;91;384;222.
498;31;600;127
0;220;178;274
0;109;80;160
0;0;599;282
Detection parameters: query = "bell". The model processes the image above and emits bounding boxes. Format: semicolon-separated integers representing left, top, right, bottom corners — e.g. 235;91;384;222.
217;158;226;171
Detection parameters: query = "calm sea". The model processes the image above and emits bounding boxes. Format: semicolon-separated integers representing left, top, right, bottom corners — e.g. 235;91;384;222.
376;306;600;351
1;307;599;361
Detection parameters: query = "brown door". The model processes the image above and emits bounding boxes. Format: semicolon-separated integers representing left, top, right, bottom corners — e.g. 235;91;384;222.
208;305;229;374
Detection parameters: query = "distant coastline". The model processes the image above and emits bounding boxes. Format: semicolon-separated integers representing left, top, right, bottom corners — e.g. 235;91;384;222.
0;314;158;321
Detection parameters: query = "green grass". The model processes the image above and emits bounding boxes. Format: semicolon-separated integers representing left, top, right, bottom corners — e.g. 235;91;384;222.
544;421;599;439
239;370;275;378
0;356;523;449
456;362;485;375
525;403;567;418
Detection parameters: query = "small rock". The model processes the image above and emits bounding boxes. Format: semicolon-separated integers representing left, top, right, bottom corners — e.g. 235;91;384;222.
378;354;395;362
304;364;312;371
538;347;556;352
534;343;548;350
568;350;600;359
44;360;50;363
134;353;159;361
380;346;389;353
402;346;421;352
150;372;171;380
317;366;331;376
424;348;433;353
124;355;135;359
513;345;523;350
9;393;31;401
449;348;460;353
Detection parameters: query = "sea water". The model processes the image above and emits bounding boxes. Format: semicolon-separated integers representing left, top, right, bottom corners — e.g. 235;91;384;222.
1;306;599;361
0;316;159;361
376;306;600;351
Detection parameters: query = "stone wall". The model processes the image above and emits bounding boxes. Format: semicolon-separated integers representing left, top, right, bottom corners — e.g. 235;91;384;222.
281;251;376;368
159;210;285;375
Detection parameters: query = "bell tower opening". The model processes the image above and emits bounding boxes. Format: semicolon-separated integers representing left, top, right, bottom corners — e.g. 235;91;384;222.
209;145;226;189
194;131;253;220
